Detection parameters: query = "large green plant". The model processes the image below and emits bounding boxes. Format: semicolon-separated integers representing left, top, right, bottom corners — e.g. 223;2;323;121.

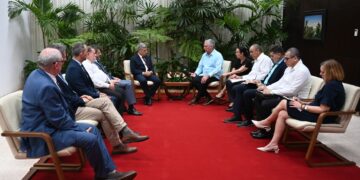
91;0;144;26
8;0;84;47
217;0;286;55
85;0;148;77
164;0;225;62
133;2;173;60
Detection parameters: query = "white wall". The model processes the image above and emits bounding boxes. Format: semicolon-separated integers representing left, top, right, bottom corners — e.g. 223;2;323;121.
0;0;33;97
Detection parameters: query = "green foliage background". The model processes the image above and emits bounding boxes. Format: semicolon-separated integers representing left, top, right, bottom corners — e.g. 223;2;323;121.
9;0;286;81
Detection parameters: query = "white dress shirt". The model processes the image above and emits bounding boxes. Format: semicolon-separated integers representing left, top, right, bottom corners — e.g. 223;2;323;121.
138;53;149;72
267;60;311;98
45;71;60;89
82;59;111;88
242;52;273;80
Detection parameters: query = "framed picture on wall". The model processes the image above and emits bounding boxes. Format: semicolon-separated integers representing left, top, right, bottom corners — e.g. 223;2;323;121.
303;9;326;41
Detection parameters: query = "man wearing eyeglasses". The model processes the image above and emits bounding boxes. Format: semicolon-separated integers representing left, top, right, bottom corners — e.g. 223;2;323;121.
21;48;137;179
250;47;311;139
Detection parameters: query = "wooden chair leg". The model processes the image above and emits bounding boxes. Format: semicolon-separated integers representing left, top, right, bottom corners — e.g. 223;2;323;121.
78;148;86;167
50;151;66;180
304;131;319;167
282;125;290;144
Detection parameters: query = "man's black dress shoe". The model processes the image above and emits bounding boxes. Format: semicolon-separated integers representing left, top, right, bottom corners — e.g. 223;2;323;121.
237;120;253;127
223;116;241;123
96;170;137;180
203;97;214;105
188;98;199;105
225;107;233;112
127;108;143;116
144;98;152;106
251;129;273;139
250;129;262;136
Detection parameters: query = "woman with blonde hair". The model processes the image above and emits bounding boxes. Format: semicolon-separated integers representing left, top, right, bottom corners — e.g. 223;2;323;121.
252;59;345;153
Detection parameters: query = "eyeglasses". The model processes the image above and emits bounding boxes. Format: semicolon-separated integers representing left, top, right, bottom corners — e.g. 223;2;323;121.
55;58;66;64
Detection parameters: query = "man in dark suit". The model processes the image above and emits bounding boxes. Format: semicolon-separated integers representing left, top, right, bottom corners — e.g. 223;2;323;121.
49;43;148;154
65;43;125;113
130;43;161;105
21;48;136;179
224;45;287;126
66;43;99;98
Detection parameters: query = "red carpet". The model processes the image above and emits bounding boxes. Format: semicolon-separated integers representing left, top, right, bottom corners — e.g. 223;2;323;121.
33;96;360;179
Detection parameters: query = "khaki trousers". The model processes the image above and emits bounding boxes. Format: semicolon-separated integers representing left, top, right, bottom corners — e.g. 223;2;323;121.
75;97;127;147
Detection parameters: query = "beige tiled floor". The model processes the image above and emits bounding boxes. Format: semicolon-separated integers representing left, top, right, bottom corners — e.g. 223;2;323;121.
0;136;38;180
0;115;359;179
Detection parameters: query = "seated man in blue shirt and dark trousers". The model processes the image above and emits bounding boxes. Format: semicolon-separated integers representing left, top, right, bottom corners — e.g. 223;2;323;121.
21;48;136;180
188;39;224;105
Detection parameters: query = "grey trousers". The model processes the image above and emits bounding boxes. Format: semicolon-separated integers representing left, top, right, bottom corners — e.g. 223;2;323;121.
116;79;136;105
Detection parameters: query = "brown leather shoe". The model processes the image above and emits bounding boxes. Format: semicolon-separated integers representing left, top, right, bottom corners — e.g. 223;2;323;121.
112;144;137;154
122;133;149;144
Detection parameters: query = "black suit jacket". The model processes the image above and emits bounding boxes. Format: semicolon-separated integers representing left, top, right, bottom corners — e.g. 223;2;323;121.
262;59;287;86
65;59;99;98
130;54;154;76
56;75;85;118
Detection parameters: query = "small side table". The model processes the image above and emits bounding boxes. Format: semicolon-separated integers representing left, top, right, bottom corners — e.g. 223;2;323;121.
163;81;191;100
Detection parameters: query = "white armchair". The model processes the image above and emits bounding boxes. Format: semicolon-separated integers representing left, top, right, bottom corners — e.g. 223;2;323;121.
282;83;360;167
192;60;232;96
123;60;161;100
0;91;98;179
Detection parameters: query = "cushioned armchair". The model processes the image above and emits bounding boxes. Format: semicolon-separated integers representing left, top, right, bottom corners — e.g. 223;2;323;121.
282;83;360;167
306;75;324;99
123;59;161;100
192;60;232;96
0;91;98;180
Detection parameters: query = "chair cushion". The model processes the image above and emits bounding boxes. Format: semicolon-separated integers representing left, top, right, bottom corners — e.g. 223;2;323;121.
77;119;99;126
286;118;347;133
307;76;324;99
134;80;154;86
209;81;220;87
56;146;77;157
0;91;23;132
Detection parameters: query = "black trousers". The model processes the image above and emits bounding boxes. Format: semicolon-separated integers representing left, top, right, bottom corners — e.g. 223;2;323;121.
191;75;218;100
134;74;161;100
232;83;257;119
253;93;283;120
226;80;243;102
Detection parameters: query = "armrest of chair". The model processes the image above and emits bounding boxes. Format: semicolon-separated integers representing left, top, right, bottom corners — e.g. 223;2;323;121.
219;76;226;88
301;98;314;102
125;72;135;83
2;130;52;140
124;72;134;80
2;130;58;158
313;110;356;129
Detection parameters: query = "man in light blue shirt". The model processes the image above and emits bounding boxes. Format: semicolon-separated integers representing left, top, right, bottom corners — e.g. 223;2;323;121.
189;39;224;105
